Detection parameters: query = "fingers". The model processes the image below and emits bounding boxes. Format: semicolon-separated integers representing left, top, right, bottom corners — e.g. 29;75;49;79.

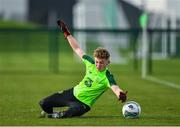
57;19;71;38
57;20;66;29
57;20;61;25
119;91;128;103
57;20;64;26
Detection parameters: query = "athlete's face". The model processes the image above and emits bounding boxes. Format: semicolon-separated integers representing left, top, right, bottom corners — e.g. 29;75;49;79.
95;57;110;71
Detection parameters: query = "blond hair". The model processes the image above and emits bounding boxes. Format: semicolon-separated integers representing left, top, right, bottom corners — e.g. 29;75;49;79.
93;47;110;60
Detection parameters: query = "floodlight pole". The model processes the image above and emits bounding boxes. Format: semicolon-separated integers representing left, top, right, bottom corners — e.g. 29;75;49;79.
141;23;148;78
141;0;148;79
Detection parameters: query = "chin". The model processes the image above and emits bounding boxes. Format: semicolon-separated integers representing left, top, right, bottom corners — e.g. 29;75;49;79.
97;68;101;71
98;68;104;71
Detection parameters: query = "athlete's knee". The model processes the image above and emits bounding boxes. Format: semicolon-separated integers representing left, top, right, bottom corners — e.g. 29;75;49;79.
39;99;47;108
39;98;53;114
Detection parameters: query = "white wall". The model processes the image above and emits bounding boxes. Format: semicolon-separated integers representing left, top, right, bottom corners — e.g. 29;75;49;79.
73;0;129;29
0;0;28;21
126;0;180;18
126;0;167;12
167;0;180;18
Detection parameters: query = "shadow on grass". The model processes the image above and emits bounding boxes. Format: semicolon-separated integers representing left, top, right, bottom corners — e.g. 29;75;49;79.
79;115;121;119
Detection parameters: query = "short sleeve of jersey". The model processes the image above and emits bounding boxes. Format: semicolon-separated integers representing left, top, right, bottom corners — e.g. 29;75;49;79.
82;55;95;65
106;70;117;87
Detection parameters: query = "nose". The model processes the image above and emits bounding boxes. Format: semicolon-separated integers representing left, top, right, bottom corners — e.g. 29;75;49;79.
96;63;101;69
96;63;100;67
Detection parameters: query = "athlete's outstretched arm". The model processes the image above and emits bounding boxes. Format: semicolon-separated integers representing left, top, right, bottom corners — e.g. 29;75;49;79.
66;35;85;58
57;20;85;59
111;85;128;103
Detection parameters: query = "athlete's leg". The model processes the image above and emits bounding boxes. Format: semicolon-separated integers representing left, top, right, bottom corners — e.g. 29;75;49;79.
62;101;90;118
48;101;90;118
39;89;73;114
39;88;90;118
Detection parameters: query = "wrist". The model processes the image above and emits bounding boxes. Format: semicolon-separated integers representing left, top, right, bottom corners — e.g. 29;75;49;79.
64;30;71;38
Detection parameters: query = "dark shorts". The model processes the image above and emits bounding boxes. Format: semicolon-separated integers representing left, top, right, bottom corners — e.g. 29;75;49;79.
39;88;90;117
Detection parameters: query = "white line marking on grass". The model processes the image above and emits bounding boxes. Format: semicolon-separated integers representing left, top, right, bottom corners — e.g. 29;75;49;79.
145;76;180;89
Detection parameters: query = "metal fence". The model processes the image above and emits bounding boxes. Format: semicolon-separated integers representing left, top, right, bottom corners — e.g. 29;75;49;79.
0;28;179;74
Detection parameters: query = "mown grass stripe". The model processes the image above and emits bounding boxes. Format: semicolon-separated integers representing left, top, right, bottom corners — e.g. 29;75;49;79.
145;76;180;89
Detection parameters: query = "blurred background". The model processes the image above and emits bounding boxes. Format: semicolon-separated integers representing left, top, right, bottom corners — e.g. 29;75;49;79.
0;0;179;79
0;0;180;125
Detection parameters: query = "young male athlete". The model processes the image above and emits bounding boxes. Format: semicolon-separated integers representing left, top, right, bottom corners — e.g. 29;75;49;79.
39;20;128;118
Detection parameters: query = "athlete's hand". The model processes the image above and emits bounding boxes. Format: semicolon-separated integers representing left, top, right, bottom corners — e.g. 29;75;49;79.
57;19;71;38
119;91;128;103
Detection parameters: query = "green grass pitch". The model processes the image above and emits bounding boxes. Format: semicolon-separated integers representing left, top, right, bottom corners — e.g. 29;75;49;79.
0;22;180;125
0;52;180;126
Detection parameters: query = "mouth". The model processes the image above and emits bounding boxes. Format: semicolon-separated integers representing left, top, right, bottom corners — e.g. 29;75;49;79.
96;66;103;71
96;66;100;70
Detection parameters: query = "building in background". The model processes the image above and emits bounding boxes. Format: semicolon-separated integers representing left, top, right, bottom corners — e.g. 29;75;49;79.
0;0;179;28
28;0;77;28
73;0;149;63
0;0;77;27
73;0;180;62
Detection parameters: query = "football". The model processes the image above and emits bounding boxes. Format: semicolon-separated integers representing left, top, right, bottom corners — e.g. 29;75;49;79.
122;101;141;118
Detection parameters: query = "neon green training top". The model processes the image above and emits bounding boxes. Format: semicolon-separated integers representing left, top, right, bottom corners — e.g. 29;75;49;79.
73;55;117;107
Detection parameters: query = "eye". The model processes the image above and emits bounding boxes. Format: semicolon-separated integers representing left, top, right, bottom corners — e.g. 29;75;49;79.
100;61;104;64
